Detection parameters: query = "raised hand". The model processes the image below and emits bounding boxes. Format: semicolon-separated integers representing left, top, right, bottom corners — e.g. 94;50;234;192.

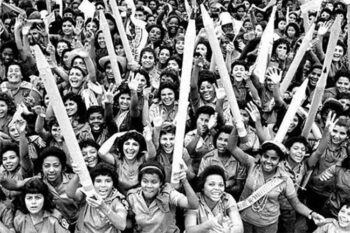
319;167;334;181
143;122;153;142
103;84;118;104
266;67;282;84
215;86;226;100
33;105;46;118
317;21;332;37
151;107;163;128
325;110;338;133
15;119;27;134
208;113;218;130
128;74;140;92
245;101;261;122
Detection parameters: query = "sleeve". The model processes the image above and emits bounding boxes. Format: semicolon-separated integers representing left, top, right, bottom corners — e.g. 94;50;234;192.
312;223;331;233
169;187;187;207
14;211;25;232
0;205;14;230
224;193;237;211
112;197;129;214
283;176;297;199
197;156;209;176
235;163;247;180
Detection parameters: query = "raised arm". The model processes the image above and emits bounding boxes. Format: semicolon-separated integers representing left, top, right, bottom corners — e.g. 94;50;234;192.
227;127;255;167
128;74;140;118
98;133;123;165
17;121;33;176
190;58;202;112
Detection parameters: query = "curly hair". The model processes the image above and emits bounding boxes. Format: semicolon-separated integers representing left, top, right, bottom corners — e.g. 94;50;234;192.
0;92;16;116
90;162;119;187
117;131;147;160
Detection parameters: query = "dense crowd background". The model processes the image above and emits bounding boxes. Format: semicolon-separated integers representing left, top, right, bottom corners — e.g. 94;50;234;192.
0;0;349;232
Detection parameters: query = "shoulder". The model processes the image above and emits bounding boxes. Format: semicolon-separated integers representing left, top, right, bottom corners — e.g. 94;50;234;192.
201;150;217;161
48;210;70;230
127;187;142;199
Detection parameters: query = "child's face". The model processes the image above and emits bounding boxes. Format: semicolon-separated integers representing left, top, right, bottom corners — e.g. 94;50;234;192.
338;206;350;229
94;175;113;199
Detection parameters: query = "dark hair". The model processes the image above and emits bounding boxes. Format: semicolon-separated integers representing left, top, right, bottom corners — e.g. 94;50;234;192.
157;81;178;100
117;131;147;160
274;17;286;29
139;47;156;65
113;82;131;111
79;139;100;151
158;46;172;60
38;147;67;170
90;162;118;187
85;17;100;30
0;92;16;116
138;161;166;184
198;70;217;89
285;22;300;38
306;63;323;76
147;24;166;43
196;40;212;61
1;143;19;162
272;38;291;55
195;106;215;120
159;124;176;138
105;13;117;35
62;17;76;27
231;60;248;71
167;55;182;70
214;125;233;146
197;165;226;191
160;69;179;86
63;8;74;16
0;41;18;60
87;105;104;118
340;155;350;170
334;116;350;134
285;136;310;153
19;178;55;214
7;62;25;80
335;70;350;83
62;93;87;124
134;69;151;88
260;142;286;159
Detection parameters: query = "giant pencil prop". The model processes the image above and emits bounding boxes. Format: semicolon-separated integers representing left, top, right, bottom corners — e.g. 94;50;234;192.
171;20;196;184
99;11;122;86
253;6;277;83
274;78;308;142
110;0;134;63
280;23;315;94
201;5;247;136
34;46;94;193
302;15;342;138
347;5;350;69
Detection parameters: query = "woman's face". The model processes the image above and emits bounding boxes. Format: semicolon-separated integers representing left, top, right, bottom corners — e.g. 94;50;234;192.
232;64;246;82
62;21;74;35
7;64;22;84
2;150;19;172
64;99;78;116
115;44;125;56
69;68;85;89
286;26;296;38
216;132;230;153
148;27;162;42
289;142;306;164
158;49;170;65
86;21;98;33
255;12;264;22
88;112;104;133
149;1;157;11
160;88;175;106
288;115;299;133
57;42;68;57
167;17;179;34
94;175;113;199
1;48;14;65
62;52;71;68
97;33;106;48
42;156;63;184
199;81;215;102
136;73;148;92
260;149;280;173
107;19;116;32
339;98;350;111
333;45;344;62
51;125;63;142
276;43;288;59
331;125;347;145
338;205;350;229
123;138;140;161
8;124;20;142
141;173;162;200
118;93;131;111
196;43;208;58
243;21;253;31
147;16;156;25
278;20;286;31
336;77;350;93
25;193;44;215
255;25;263;37
72;57;86;70
203;174;225;202
141;51;155;69
160;132;175;154
167;60;180;72
0;100;9;118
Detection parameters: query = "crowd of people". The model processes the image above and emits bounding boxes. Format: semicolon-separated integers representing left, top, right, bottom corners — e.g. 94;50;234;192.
0;0;350;232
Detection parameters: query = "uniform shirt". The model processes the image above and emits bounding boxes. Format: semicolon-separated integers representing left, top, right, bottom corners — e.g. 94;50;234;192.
149;101;178;124
313;221;345;233
44;173;80;224
0;202;14;231
198;149;246;185
186;192;237;226
14;210;70;233
308;141;348;197
239;164;297;227
127;183;187;233
114;155;145;195
75;188;129;233
184;129;215;174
